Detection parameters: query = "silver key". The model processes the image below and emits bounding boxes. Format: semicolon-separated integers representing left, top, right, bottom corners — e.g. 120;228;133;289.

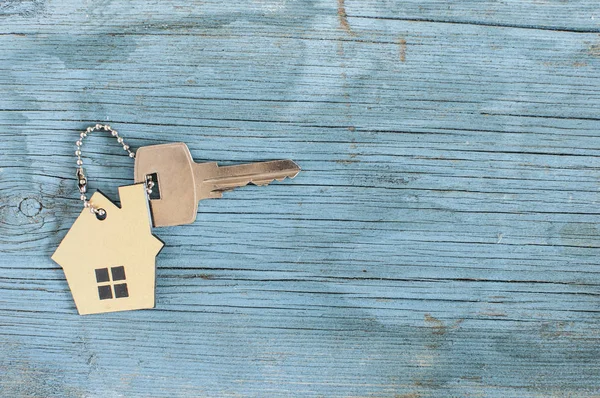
133;142;300;227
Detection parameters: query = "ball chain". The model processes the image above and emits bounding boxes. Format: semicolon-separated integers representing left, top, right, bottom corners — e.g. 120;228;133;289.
75;124;152;218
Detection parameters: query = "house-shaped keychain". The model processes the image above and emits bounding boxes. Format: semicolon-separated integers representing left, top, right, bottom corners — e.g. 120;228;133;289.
52;184;164;315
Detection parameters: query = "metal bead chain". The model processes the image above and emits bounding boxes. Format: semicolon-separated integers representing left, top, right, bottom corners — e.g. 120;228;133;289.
75;124;136;215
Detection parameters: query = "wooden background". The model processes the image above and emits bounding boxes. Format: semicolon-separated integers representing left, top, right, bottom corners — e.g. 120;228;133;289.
1;0;599;397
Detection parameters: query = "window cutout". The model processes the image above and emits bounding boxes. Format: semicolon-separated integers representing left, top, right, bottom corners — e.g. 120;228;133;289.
111;266;126;281
114;283;129;298
98;285;113;300
95;266;129;300
95;268;110;283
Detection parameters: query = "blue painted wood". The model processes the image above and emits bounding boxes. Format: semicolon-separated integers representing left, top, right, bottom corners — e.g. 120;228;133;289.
1;0;600;396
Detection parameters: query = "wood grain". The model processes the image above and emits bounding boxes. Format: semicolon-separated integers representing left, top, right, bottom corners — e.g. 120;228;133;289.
1;0;600;397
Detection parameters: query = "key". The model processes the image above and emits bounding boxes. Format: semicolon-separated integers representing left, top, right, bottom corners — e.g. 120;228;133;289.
133;142;300;227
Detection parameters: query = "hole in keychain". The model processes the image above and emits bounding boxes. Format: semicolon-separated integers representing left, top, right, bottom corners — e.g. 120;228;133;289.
96;208;107;221
145;173;161;200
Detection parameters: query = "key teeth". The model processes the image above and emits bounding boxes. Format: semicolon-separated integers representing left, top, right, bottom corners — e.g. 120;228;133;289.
212;174;295;194
253;174;295;186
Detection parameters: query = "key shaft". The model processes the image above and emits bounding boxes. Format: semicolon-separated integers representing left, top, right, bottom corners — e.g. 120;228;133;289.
194;160;300;200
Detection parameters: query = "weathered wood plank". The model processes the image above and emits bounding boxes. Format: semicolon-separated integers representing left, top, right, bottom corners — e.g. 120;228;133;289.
1;0;600;397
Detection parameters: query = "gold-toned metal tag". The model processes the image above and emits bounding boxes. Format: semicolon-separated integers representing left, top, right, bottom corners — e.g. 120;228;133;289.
52;183;164;315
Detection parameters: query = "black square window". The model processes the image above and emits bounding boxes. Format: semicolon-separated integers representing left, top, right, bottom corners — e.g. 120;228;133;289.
98;285;113;300
113;283;129;298
111;266;126;281
95;268;110;283
95;266;129;301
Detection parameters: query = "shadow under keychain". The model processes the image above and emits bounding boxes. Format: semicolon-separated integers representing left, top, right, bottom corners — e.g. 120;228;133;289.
52;124;300;315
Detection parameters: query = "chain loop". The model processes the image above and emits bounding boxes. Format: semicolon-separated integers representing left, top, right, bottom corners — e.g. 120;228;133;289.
75;124;138;216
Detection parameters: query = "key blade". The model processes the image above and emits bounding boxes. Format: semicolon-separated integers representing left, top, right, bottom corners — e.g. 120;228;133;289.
194;160;300;200
207;160;300;189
